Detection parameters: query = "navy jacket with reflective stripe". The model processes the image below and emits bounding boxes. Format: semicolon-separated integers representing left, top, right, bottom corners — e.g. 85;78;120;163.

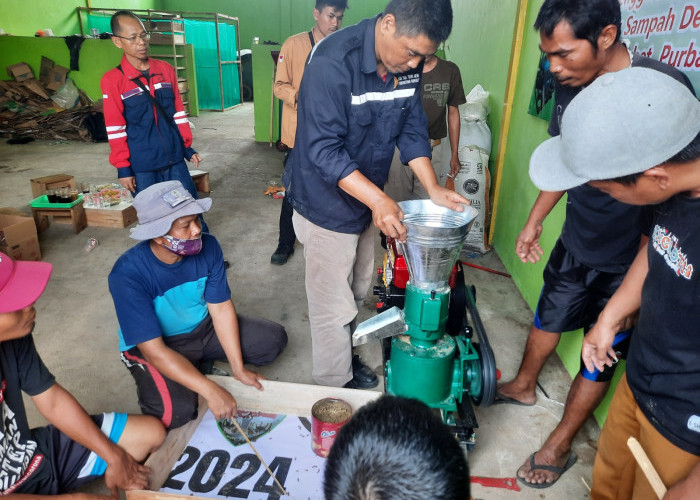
283;15;431;234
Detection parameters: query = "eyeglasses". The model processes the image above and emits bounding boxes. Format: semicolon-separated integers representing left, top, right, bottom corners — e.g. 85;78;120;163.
113;32;150;43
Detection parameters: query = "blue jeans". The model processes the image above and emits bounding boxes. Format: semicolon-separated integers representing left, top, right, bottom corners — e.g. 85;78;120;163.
133;161;208;233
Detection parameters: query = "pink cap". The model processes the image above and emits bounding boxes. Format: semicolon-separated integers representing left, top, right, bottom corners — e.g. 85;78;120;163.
0;252;52;313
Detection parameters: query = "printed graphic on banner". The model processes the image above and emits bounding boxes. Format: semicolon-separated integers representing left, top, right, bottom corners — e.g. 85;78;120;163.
621;0;699;91
160;410;326;499
530;1;699;123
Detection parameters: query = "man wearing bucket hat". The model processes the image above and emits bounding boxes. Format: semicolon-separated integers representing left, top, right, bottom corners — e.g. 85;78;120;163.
497;0;696;489
108;181;288;430
530;67;700;500
0;252;165;497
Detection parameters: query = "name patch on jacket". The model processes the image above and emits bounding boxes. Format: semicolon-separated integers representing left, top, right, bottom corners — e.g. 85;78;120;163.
396;72;420;86
121;87;144;100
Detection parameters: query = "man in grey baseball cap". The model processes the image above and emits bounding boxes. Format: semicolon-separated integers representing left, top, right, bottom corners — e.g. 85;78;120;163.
531;67;700;500
108;181;288;429
500;0;696;490
530;68;700;192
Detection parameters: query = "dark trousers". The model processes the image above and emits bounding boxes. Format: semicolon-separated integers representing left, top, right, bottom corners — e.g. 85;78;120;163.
277;151;296;251
121;314;287;429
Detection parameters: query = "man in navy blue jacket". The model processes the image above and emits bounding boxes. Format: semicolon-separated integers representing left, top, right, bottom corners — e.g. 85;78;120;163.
283;0;467;389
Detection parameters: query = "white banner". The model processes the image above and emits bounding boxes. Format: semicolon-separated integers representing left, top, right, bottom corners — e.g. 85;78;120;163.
160;410;326;499
621;0;700;92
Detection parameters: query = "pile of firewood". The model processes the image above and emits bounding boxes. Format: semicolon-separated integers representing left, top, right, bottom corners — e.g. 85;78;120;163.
0;80;95;142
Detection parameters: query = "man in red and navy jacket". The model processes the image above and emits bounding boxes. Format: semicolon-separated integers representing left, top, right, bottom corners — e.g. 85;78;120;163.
101;11;202;201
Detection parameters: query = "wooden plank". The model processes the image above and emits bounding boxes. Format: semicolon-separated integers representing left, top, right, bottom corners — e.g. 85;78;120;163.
127;491;199;500
129;377;381;500
145;397;208;491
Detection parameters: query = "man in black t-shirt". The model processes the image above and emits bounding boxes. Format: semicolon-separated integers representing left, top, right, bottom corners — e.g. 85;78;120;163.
496;0;696;489
385;53;467;200
0;252;165;497
530;67;700;500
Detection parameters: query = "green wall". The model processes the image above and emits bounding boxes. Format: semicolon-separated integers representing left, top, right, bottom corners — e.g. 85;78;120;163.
0;36;198;115
0;36;123;99
445;0;518;174
252;43;281;143
161;0;382;50
0;0;158;37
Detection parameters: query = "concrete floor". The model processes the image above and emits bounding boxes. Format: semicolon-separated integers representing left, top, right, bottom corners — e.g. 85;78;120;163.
0;104;595;499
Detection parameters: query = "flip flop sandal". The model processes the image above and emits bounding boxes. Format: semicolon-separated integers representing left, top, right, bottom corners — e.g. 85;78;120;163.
492;391;535;406
516;452;578;489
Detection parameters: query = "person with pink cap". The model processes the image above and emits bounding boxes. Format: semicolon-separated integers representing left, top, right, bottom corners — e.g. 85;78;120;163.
0;252;165;497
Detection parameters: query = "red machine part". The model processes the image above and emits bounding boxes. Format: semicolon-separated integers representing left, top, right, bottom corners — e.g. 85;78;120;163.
393;255;409;289
385;236;456;290
470;476;521;491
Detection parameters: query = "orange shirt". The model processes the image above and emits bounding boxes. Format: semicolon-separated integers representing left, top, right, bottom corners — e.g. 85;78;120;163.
274;30;314;148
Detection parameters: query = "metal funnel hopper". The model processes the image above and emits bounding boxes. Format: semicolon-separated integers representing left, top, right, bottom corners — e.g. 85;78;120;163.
397;200;479;291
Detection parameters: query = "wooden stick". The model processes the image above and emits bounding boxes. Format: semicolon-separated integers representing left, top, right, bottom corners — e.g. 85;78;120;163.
627;436;667;499
227;418;288;496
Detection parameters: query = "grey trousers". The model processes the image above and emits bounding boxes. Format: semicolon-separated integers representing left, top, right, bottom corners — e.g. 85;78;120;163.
292;211;375;386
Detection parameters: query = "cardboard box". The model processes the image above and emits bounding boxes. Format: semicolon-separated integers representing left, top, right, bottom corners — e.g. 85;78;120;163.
47;65;69;91
0;213;41;261
150;32;185;45
190;170;210;193
23;79;50;99
7;62;34;82
30;174;76;198
39;56;54;85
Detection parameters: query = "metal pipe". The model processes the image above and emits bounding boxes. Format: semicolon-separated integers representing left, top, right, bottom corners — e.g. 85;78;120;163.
215;13;224;112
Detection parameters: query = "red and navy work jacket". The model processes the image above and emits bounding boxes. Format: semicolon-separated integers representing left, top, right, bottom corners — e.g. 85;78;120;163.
101;56;196;178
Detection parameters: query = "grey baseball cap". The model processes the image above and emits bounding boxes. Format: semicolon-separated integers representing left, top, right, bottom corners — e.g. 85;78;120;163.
530;67;700;192
130;181;212;240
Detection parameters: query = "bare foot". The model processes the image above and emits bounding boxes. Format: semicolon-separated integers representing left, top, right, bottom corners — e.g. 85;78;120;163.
496;379;537;406
516;448;577;487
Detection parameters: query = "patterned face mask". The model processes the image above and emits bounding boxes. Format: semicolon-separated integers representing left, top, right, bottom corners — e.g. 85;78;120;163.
162;235;203;256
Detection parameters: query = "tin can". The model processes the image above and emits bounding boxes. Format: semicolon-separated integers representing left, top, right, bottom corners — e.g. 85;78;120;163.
311;398;352;458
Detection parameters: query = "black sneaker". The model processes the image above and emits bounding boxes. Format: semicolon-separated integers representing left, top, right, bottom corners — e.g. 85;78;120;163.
270;246;294;265
343;375;378;390
223;259;231;270
350;355;378;388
